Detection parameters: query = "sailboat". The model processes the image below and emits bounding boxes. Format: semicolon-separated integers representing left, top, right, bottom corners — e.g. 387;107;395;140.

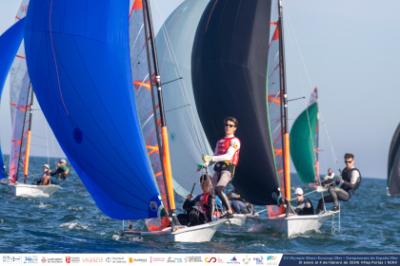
267;87;339;237
387;123;400;196
154;0;254;228
0;8;27;182
7;0;61;198
191;0;338;237
24;0;225;242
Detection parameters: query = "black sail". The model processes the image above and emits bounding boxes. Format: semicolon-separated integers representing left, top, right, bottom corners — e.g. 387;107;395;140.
192;0;279;205
388;123;400;196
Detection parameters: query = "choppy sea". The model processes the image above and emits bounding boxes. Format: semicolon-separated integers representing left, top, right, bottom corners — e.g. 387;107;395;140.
0;156;399;253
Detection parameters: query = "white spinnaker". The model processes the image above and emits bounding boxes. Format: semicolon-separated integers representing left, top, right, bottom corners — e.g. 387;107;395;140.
156;0;212;196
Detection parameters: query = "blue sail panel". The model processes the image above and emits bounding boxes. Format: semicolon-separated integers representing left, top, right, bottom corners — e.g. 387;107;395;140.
24;0;161;219
0;18;25;96
0;148;4;178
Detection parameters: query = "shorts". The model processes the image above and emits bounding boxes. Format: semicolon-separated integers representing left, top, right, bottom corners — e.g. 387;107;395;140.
213;170;232;188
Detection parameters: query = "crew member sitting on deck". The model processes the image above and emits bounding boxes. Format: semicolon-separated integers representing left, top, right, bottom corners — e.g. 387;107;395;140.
177;174;216;227
202;116;241;218
294;187;314;215
39;164;51;186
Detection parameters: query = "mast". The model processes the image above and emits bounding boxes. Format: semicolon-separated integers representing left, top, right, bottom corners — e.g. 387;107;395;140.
278;0;291;203
142;0;177;221
314;87;320;183
15;85;33;184
23;88;34;183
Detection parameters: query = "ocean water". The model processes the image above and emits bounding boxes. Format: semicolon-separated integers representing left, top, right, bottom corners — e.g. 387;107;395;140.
0;156;399;253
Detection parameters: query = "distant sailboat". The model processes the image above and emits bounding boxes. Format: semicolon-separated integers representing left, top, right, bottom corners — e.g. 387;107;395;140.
24;0;225;242
387;124;400;196
7;0;60;198
0;11;26;180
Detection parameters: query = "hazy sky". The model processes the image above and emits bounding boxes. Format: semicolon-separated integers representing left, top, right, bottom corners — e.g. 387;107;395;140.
1;0;398;179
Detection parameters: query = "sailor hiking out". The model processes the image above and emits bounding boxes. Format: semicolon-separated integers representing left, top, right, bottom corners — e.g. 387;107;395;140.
317;153;362;212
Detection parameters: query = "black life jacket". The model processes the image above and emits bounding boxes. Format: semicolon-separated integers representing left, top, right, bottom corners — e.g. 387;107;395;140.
296;198;314;215
341;167;362;192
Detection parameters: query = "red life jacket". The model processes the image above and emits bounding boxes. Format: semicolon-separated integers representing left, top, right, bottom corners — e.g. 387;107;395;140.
215;136;240;166
198;193;210;214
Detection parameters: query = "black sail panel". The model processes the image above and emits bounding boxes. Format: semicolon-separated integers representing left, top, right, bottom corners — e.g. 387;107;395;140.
192;0;279;205
388;123;400;196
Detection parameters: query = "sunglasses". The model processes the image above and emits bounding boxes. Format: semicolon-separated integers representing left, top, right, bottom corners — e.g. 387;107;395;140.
225;123;236;128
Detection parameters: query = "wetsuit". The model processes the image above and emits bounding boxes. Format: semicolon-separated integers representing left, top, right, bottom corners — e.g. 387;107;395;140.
317;167;361;211
211;135;241;213
295;198;314;215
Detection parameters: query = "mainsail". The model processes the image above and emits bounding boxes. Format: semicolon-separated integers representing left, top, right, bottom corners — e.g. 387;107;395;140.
192;0;279;205
24;0;161;219
156;0;212;196
129;0;169;210
267;1;286;199
290;88;319;184
0;17;26;179
388;123;400;196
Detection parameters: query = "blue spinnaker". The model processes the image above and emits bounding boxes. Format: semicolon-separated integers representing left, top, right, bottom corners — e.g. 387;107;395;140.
0;18;25;96
24;0;161;219
0;18;26;179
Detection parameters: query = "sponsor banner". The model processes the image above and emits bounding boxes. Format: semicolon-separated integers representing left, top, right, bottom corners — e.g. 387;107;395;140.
0;253;284;266
280;255;400;266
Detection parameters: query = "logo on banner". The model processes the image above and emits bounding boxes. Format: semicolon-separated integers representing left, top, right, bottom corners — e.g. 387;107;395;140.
265;255;279;265
150;256;165;263
129;257;148;263
184;256;202;263
242;256;251;264
167;257;183;263
2;256;22;264
253;256;264;265
205;257;217;263
82;257;103;263
227;256;240;264
23;256;38;264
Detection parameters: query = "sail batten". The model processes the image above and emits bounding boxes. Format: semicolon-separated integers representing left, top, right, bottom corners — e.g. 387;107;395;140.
24;0;161;219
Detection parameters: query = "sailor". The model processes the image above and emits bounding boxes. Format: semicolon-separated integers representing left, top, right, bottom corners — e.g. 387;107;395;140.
39;164;51;186
178;174;216;226
317;153;362;212
50;159;70;181
294;187;314;215
228;189;254;214
202;117;241;217
320;168;336;187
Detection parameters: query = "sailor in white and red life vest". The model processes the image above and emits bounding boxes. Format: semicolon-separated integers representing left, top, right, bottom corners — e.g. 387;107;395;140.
202;117;241;216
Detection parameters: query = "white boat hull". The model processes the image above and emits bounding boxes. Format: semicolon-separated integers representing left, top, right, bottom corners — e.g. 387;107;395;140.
123;218;227;243
267;211;338;238
225;213;259;226
14;183;61;198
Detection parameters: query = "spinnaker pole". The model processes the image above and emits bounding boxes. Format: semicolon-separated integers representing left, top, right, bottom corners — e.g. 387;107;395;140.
278;0;291;203
142;0;177;221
